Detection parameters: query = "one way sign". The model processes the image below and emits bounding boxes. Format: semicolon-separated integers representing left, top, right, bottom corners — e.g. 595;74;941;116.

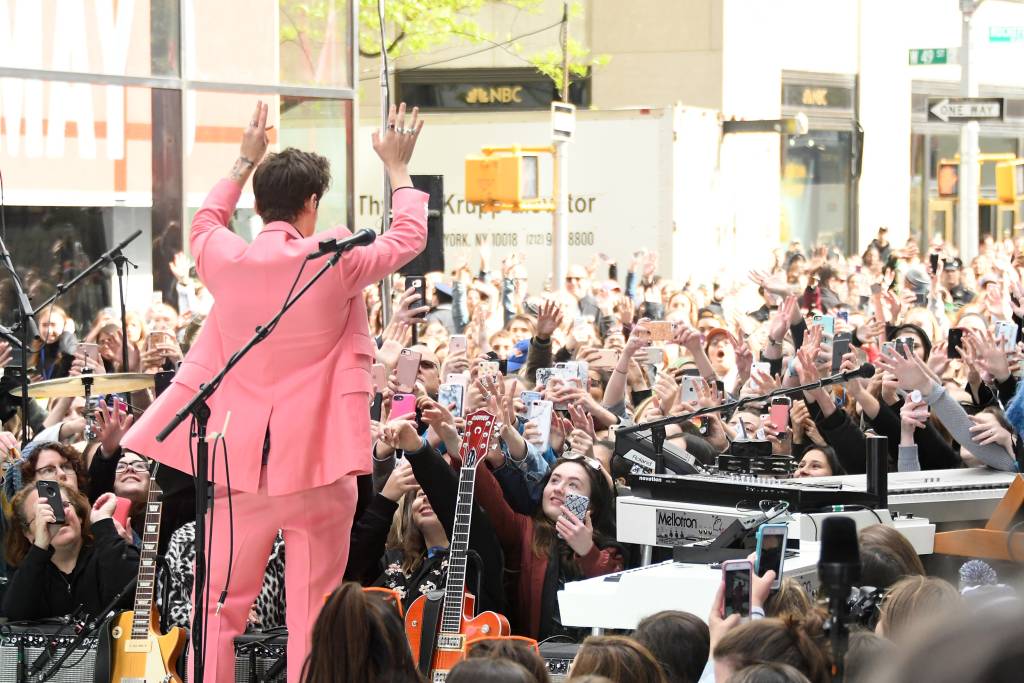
928;97;1004;122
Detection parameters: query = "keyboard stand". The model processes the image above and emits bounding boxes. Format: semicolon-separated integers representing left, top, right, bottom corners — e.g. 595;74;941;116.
935;474;1024;561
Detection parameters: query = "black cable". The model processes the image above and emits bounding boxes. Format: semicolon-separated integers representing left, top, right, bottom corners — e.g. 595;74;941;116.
806;512;820;541
217;437;235;612
202;436;218;671
358;20;562;81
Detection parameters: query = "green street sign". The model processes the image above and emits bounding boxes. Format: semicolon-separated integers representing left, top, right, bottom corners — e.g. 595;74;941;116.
909;48;958;65
989;26;1024;43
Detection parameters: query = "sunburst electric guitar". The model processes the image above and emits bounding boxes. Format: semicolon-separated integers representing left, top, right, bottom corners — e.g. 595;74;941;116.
109;479;187;683
405;409;511;682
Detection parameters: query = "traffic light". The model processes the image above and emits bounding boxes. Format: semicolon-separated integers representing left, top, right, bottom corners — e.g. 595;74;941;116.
996;160;1024;203
465;146;555;213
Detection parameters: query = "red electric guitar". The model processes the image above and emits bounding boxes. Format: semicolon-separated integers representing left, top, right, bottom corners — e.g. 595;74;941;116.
405;409;511;681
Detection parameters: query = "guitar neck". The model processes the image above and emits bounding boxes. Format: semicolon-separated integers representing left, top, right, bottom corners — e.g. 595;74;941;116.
439;466;476;634
130;483;163;640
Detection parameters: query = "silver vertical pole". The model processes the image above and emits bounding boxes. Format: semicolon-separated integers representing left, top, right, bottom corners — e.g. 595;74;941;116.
379;0;394;324
551;2;570;289
957;0;981;261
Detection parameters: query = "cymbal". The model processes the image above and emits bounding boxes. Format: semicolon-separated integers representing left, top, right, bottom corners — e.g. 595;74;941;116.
10;373;155;399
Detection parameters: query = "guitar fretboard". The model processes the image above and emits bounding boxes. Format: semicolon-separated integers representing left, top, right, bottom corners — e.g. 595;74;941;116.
437;410;493;635
440;469;476;633
129;483;163;641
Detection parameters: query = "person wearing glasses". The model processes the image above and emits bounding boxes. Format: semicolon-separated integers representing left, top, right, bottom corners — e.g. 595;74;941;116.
2;484;139;620
112;453;152;544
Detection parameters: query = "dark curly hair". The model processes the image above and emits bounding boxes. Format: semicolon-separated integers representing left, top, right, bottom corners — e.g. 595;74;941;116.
19;441;89;493
252;148;331;224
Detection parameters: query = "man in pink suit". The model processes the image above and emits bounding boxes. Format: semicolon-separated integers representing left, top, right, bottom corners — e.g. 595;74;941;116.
122;101;427;682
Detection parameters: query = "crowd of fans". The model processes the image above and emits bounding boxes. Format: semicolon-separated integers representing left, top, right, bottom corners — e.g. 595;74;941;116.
2;224;1024;681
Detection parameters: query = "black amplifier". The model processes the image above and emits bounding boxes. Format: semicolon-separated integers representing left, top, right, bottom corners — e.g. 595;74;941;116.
540;642;579;682
234;629;287;683
0;623;98;683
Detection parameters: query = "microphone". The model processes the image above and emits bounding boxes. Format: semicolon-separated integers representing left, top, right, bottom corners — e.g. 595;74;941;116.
819;515;861;592
306;228;377;260
818;515;860;678
841;363;875;381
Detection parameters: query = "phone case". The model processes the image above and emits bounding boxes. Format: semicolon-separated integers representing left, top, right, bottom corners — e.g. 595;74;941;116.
113;496;132;528
812;314;835;336
396;349;421;391
527;400;553;450
769;401;790;432
755;524;788;589
722;560;752;618
36;481;65;524
948;329;963;359
648;321;673;342
680;377;700;403
563;492;590;522
536;368;554;388
391;394;417;419
438;383;465;418
520;391;543;405
449;335;468;355
995;321;1019;351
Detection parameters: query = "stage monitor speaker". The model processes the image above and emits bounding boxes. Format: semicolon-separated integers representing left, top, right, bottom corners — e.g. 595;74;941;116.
234;630;287;683
540;642;580;682
399;174;444;276
0;623;99;683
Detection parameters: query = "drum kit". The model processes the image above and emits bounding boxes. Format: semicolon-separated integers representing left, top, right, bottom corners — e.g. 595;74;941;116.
9;372;154;439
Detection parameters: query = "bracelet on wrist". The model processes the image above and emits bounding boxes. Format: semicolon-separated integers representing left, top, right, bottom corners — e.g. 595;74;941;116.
238;155;255;167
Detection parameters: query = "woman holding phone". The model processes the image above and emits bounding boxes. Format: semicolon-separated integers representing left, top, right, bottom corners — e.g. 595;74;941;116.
2;484;139;620
478;445;622;639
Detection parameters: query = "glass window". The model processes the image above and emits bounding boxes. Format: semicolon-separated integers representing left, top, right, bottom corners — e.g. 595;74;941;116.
781;130;853;253
0;81;152;194
189;0;352;88
0;1;156;78
0;205;112;334
184;91;351;243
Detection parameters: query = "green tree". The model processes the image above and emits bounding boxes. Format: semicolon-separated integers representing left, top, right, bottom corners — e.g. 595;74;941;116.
279;0;607;88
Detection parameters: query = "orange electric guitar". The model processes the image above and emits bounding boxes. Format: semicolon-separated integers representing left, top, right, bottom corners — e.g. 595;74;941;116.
405;409;511;681
109;479;187;683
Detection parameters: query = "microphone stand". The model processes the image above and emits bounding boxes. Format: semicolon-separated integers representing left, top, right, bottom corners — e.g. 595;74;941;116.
28;230;142;417
154;239;367;683
34;576;138;683
617;366;873;474
0;230;38;446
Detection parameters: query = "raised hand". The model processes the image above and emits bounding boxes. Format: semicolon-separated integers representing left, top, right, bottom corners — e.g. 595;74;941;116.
556;509;594;557
968;412;1015;456
381;459;418;502
876;344;934;395
95;400;134;457
963;328;1011;383
900;398;929;438
240;100;271;166
372;103;423;171
536;300;564;339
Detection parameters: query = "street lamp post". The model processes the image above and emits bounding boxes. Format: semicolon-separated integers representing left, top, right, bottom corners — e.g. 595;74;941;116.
551;1;570;289
958;0;981;261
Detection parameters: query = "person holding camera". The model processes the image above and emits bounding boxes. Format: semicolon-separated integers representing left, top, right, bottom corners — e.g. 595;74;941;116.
121;100;427;682
2;485;138;620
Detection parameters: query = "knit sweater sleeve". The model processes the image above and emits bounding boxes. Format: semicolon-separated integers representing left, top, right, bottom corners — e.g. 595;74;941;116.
925;383;1017;471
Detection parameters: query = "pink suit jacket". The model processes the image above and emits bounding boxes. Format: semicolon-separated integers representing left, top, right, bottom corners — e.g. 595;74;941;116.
122;179;428;495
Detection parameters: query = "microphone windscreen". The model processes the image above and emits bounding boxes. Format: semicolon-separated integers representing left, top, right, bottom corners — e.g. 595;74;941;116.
858;363;875;379
819;515;860;565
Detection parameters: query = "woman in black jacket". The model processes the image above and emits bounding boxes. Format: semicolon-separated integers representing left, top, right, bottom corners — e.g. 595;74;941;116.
3;484;139;620
346;407;506;616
